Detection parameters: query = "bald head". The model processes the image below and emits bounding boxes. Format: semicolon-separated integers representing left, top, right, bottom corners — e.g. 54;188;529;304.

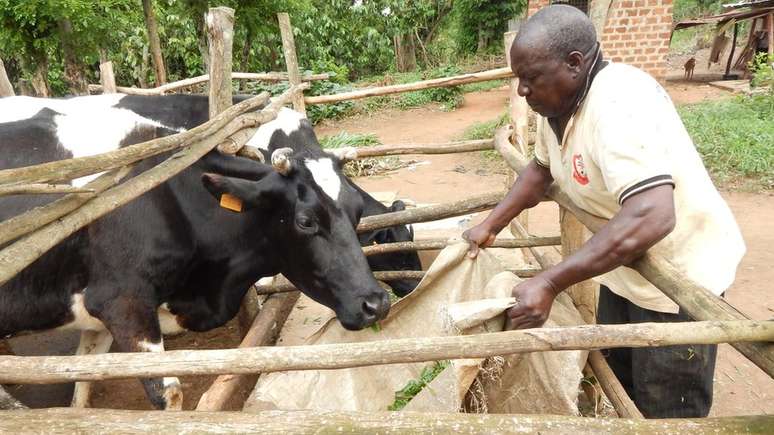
513;5;597;61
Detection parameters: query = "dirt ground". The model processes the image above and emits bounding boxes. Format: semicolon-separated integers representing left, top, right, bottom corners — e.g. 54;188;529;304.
5;75;771;416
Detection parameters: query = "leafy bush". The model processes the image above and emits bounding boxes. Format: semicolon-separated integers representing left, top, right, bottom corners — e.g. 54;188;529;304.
749;53;773;90
679;94;774;190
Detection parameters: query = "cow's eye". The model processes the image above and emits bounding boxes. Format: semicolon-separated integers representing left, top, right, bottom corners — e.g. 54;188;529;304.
296;214;317;232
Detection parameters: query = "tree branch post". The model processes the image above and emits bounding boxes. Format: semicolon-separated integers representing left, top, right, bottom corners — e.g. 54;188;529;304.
278;13;306;115
206;6;235;147
0;58;14;97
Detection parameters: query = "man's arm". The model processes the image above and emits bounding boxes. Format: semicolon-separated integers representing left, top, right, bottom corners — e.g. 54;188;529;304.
507;184;675;329
463;159;553;257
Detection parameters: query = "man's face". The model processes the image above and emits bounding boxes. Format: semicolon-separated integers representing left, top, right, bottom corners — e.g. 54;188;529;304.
510;42;584;118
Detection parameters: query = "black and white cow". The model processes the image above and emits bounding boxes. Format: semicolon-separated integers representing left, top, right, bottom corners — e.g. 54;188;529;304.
110;94;422;296
0;98;391;409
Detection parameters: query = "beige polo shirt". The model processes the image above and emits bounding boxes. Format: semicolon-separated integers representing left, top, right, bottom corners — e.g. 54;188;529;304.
534;63;745;313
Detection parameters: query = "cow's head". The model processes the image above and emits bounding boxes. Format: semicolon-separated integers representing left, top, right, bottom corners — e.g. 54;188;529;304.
360;200;422;297
201;148;389;330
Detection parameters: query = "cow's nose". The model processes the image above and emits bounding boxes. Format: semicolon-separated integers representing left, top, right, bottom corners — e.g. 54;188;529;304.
362;293;390;321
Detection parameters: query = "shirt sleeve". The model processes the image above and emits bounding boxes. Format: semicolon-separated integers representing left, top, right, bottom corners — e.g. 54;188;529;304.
590;92;676;205
533;117;550;168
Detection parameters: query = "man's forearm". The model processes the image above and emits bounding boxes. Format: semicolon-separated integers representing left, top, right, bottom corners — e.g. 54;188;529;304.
539;185;676;294
482;160;553;232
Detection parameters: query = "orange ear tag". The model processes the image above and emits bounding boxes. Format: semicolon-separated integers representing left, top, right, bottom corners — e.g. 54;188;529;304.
220;193;243;212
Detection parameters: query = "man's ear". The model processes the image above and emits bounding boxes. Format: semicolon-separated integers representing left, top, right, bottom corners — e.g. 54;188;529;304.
566;51;585;75
202;173;274;213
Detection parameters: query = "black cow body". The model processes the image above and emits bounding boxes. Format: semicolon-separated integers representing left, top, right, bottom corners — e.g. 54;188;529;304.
113;94;422;296
0;98;390;409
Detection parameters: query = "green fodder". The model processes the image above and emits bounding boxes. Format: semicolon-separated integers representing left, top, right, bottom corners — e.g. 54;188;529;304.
678;94;774;190
319;132;381;149
387;361;451;411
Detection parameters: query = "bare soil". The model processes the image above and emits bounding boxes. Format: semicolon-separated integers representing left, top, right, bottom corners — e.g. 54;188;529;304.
7;79;771;416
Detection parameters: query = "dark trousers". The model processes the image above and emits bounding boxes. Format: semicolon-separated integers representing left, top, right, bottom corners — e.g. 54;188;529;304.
597;285;717;418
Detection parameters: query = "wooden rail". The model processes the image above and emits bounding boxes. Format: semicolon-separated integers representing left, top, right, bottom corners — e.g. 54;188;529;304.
0;321;769;383
0;408;769;433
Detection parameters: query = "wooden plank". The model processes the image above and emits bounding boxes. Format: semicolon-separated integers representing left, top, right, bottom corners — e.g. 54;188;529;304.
305;68;514;105
361;236;561;256
0;408;770;434
561;209;597;324
343;139;495;158
493;126;774;378
277;13;306;115
0;320;770;383
98;49;117;94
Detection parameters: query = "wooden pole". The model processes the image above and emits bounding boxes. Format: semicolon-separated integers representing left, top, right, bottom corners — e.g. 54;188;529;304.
255;268;542;295
305;67;514;105
343;139;497;158
357;191;504;233
768;13;773;57
98;49;117;94
361;236;560;256
504;31;530;233
0;58;14;97
724;21;739;79
0;88;301;287
206;6;236;154
561;209;597;324
493;126;774;378
0;409;769;434
0;93;270;188
197;291;300;411
0;184;94;197
0;320;769;383
0;168;131;247
277;13;306;115
86;72;330;95
588;350;644;418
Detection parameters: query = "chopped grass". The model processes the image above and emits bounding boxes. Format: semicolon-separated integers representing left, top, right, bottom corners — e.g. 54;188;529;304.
318;132;381;149
387;361;451;411
678;94;774;190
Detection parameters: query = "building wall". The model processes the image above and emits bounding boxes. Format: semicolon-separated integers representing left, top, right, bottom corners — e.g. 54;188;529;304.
525;0;673;80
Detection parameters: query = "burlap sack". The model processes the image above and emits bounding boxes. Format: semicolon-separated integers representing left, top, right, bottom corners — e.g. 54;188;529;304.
243;243;586;414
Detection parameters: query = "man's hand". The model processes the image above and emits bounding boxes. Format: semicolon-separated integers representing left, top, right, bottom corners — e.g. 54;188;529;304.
462;223;497;258
506;276;558;329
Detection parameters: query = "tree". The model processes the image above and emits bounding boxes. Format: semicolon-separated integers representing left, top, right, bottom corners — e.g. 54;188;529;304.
142;0;167;85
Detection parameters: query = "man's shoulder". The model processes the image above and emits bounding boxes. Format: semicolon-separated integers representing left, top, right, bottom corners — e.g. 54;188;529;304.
589;63;674;113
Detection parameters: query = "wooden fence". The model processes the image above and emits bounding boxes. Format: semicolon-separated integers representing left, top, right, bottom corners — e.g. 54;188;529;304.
0;8;770;433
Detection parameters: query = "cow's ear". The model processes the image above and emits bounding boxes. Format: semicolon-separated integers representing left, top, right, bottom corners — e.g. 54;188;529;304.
389;200;406;212
202;173;265;213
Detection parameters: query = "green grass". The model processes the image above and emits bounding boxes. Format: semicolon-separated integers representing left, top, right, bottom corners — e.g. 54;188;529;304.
387;361;451;411
460;79;505;93
318;132;381;149
678;94;774;190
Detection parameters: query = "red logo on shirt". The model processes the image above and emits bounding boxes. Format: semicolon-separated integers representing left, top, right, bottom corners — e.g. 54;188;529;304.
572;154;589;185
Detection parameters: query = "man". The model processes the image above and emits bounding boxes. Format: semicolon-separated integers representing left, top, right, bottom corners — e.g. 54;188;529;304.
463;5;745;418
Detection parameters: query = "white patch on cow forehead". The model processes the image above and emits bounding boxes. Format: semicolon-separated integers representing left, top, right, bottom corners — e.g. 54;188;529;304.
246;107;306;150
305;158;342;201
0;94;126;124
55;108;170;187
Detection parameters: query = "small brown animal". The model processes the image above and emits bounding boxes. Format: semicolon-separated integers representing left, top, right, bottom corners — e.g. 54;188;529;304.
684;57;696;80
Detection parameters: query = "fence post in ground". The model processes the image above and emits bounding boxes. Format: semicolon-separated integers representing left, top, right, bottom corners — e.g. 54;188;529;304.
98;49;117;94
504;31;530;232
206;6;235;127
561;208;597;323
277;13;306;115
0;58;14;97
